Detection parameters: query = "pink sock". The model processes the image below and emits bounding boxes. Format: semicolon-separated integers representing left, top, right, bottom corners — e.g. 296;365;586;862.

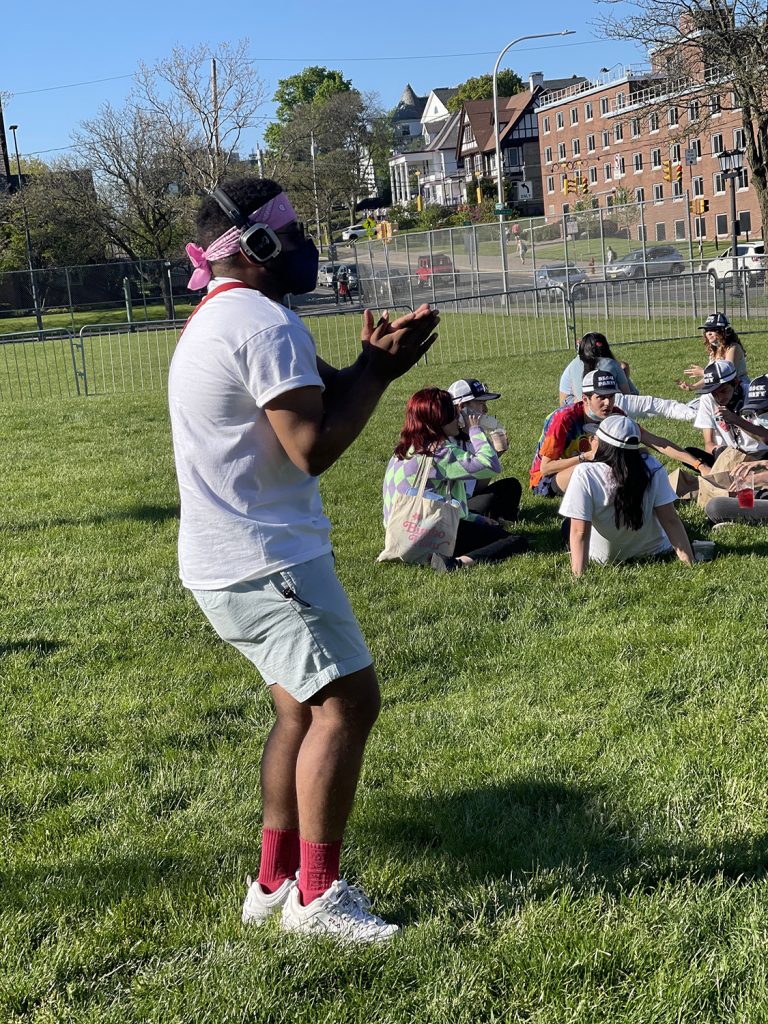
298;838;342;906
257;827;300;893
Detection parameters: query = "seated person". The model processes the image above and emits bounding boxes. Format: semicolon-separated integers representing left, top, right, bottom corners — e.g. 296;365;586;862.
567;332;633;401
677;312;749;394
448;377;521;521
703;375;768;525
559;415;694;576
691;360;768;466
531;370;699;497
382;388;528;573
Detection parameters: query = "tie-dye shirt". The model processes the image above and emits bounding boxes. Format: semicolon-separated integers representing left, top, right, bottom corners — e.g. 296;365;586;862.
530;401;593;488
383;426;501;525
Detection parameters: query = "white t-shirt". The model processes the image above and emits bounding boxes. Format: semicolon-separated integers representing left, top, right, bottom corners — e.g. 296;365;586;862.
694;392;768;453
559;456;677;564
168;279;331;589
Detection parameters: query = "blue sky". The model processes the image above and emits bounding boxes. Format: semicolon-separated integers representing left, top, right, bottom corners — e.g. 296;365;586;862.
2;0;645;162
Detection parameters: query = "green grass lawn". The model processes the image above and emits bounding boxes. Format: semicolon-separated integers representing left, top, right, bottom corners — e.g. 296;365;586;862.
4;335;768;1022
0;301;198;338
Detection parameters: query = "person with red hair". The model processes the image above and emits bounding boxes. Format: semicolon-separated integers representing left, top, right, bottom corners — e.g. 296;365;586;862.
382;388;529;572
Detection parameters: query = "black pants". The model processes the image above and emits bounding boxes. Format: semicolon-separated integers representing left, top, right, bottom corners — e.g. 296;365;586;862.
684;446;725;469
467;477;522;521
453;518;528;562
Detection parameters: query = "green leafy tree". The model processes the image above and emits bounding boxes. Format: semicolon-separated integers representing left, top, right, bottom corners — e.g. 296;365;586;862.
447;70;524;112
265;67;352;151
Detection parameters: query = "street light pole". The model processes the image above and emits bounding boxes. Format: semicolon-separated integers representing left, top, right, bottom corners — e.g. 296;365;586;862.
492;30;574;296
8;124;44;334
309;130;323;255
717;148;745;297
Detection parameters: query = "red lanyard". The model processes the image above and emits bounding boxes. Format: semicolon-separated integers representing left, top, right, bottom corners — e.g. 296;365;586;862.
180;281;251;337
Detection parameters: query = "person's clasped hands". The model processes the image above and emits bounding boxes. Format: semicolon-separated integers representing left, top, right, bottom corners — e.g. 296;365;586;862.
360;305;439;381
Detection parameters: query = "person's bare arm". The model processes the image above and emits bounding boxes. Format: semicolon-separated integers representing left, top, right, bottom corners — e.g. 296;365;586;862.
569;518;591;577
638;426;709;473
702;427;718;454
266;310;439;476
654;502;694;565
716;406;768;445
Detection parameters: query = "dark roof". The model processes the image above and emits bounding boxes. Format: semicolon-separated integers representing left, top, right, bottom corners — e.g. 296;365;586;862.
432;88;458;105
541;75;590;93
393;83;427;122
459;93;536;152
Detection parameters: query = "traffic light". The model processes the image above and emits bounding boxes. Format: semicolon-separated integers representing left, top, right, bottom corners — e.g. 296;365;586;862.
562;176;570;195
699;198;709;213
675;163;683;183
663;160;672;182
580;178;589;195
567;178;578;194
689;198;710;214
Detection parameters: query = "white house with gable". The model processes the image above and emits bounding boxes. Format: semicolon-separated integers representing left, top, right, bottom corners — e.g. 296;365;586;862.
388;87;464;207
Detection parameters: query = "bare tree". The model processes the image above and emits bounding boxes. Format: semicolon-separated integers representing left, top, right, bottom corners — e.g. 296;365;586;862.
134;41;267;192
597;0;768;239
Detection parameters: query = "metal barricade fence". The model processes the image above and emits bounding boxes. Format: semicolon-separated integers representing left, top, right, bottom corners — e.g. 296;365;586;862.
0;329;79;401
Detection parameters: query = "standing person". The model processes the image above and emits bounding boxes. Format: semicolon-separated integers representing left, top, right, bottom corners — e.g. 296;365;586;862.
381;388;529;573
677;312;749;394
336;265;352;304
170;177;439;942
606;245;616;266
447;378;522;521
559;416;694;575
331;266;339;305
517;236;528;265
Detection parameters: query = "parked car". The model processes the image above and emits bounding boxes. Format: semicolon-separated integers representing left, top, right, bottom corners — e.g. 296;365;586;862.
534;264;588;301
706;243;766;287
341;223;368;242
605;246;685;281
358;267;411;304
416;254;459;288
317;263;358;290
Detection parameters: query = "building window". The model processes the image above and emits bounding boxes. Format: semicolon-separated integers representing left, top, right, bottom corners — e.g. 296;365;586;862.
602;130;610;149
654;183;664;203
712;133;723;155
714;172;725;194
587;133;595;153
572;139;581;157
563;203;570;214
692;176;704;196
631;117;641;138
635;187;645;202
692;139;702;159
651;148;662;169
671;143;681;162
709;94;721;115
543;116;550;133
738;168;749;189
547;176;555;193
604;163;612;182
675;220;686;240
734;128;745;149
649;111;659;132
731;91;741;109
715;213;728;235
615;156;625;177
570;107;579;125
616;92;625;110
740;211;752;232
668;106;679;126
600;97;609;115
585;102;593;121
556;111;564;129
633;153;643;172
688;99;700;121
545;146;553;163
558;142;566;159
614;123;624;142
655;223;666;241
673;180;683;198
695;216;707;238
589;166;598;184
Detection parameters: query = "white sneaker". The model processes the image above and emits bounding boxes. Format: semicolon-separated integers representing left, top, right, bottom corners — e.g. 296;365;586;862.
241;873;296;925
281;879;399;943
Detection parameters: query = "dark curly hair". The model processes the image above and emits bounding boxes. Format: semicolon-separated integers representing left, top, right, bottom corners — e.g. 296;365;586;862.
195;177;284;268
578;332;617;375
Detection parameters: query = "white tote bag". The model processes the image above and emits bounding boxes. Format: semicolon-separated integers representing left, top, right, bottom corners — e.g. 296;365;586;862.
377;455;461;565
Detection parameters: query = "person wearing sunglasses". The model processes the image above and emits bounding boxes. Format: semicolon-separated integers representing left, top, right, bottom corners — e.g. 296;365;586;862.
170;176;439;942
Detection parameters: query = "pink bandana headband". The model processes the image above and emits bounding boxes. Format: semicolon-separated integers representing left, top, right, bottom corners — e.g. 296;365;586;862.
185;192;298;290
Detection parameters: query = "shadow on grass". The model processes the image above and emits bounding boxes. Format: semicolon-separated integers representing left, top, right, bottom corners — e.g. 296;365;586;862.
0;503;179;533
0;639;63;658
369;781;768;918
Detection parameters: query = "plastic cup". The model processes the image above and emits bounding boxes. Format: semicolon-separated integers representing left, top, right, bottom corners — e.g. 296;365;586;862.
490;429;509;453
737;487;755;509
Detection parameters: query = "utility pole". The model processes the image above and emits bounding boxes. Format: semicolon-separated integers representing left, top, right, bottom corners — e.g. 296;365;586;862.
0;95;12;184
310;130;323;254
9;124;44;334
211;57;221;180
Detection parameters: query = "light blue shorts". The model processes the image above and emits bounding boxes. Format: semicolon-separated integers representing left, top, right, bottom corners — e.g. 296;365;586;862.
191;554;373;703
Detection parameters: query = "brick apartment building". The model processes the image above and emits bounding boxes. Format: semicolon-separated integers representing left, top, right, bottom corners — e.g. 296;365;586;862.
536;63;760;245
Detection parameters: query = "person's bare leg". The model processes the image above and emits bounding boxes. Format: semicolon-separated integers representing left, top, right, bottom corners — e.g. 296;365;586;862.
295;665;381;841
261;684;312;829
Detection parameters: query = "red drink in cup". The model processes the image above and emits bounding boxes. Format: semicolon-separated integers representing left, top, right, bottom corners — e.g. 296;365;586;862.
737;487;755;509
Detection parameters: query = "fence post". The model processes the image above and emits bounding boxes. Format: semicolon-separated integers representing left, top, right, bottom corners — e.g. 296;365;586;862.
65;267;75;329
449;226;459;301
72;327;88;396
599;207;609;321
686;190;699;322
427;228;437;307
639;201;651;321
404;234;416;310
